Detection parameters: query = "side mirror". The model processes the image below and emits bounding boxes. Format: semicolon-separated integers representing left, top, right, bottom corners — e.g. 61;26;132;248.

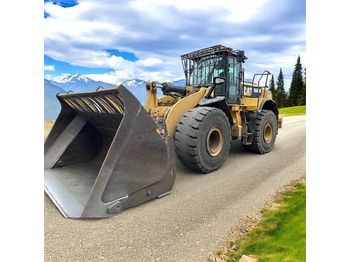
205;77;226;99
214;76;225;85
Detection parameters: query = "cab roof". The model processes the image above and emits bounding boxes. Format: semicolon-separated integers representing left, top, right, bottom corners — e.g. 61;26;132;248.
181;44;248;60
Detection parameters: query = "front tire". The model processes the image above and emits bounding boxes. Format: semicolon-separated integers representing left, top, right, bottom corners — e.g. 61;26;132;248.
174;107;231;173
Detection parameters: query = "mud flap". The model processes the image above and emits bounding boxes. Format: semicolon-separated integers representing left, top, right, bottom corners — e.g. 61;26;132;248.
44;85;176;218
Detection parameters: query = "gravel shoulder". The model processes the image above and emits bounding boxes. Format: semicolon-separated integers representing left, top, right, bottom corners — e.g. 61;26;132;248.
44;115;306;262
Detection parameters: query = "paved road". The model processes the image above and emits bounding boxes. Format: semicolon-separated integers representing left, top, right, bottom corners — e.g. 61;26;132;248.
45;115;306;262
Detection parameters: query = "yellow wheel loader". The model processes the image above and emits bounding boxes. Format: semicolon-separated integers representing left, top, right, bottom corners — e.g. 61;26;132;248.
44;45;282;218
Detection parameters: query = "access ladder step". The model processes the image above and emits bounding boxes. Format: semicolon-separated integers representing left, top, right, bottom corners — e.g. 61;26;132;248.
242;132;253;145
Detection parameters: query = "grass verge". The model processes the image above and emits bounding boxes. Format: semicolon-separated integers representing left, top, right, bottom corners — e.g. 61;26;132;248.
279;105;306;117
224;183;306;262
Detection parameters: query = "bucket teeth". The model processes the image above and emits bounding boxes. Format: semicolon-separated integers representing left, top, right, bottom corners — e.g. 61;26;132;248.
61;92;124;115
44;85;176;218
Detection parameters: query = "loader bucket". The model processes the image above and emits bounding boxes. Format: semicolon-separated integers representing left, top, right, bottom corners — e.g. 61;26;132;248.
44;85;176;218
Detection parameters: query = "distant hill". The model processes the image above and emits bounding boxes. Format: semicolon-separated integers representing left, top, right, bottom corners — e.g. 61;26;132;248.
44;75;186;120
44;79;66;120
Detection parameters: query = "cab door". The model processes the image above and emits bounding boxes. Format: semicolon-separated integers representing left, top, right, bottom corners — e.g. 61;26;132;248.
227;56;241;104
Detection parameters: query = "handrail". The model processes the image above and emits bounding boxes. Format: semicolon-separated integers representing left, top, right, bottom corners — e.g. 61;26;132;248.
252;70;271;109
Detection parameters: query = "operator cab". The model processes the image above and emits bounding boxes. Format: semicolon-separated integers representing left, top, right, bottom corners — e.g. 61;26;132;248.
181;45;247;104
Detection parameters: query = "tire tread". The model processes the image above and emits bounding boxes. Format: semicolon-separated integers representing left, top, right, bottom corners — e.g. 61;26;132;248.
175;107;230;173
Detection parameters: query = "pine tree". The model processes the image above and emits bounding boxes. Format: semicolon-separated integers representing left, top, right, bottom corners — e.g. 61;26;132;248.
289;55;303;106
275;68;286;108
268;74;276;99
285;91;291;107
298;67;306;105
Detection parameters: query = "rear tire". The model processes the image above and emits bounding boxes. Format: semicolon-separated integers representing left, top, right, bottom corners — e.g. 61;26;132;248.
175;107;231;173
244;110;277;154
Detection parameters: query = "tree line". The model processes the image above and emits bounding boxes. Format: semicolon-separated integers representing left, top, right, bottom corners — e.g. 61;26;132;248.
268;55;306;108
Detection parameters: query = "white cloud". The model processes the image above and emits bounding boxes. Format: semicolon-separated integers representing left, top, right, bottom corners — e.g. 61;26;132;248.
86;72;121;85
44;0;306;86
136;58;163;67
44;65;55;71
130;0;267;23
86;57;179;84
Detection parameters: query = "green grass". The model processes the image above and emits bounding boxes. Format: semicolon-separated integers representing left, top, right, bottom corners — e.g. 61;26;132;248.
226;184;306;262
279;105;306;116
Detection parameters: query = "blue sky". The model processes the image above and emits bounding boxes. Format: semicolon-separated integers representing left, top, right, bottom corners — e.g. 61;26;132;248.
44;0;306;89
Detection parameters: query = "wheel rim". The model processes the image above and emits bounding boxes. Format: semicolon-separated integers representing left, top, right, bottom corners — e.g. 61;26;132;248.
264;123;273;143
206;126;224;157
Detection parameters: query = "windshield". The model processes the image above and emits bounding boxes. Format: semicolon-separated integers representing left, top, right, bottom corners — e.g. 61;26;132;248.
184;54;226;87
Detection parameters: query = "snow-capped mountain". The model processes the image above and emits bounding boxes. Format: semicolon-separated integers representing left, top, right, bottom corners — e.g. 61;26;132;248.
121;79;147;88
50;74;115;92
52;74;91;84
44;74;186;120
